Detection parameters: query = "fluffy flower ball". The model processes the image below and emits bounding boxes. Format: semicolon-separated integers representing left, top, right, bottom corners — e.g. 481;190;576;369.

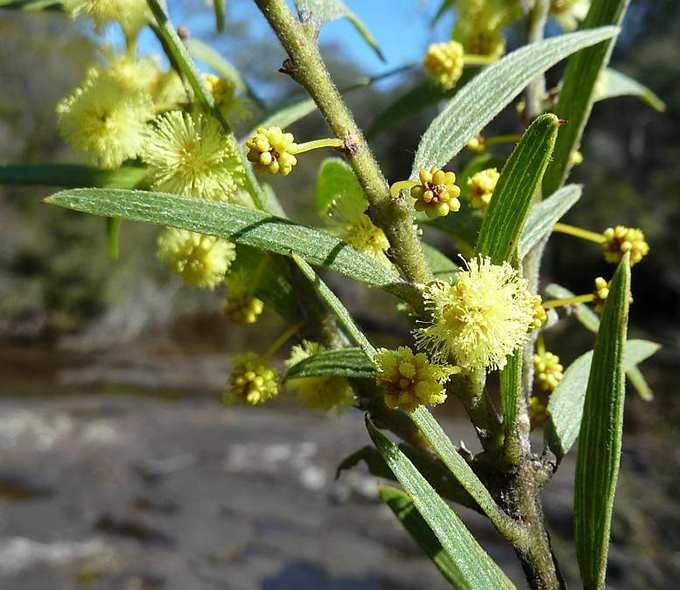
423;41;465;90
62;0;151;36
416;257;535;372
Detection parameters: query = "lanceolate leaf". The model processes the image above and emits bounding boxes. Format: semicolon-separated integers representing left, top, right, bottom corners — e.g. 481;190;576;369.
476;114;560;264
542;0;630;196
285;347;375;379
597;67;666;112
574;255;630;589
545;338;659;460
367;420;517;590
294;0;385;61
411;27;618;176
291;254;377;360
45;188;420;305
380;486;467;588
315;158;363;215
0;164;146;189
518;184;582;259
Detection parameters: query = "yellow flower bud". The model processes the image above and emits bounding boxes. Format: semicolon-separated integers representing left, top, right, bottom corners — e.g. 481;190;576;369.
591;276;633;313
224;352;279;406
204;73;250;122
410;167;461;219
375;346;458;413
224;292;264;325
529;396;547;430
467;167;500;211
533;350;564;393
527;294;548;331
423;41;465;90
246;126;298;177
467;135;486;154
602;226;649;266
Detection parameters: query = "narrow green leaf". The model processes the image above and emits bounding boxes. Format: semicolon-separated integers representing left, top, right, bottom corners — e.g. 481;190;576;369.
476;114;560;264
421;243;459;282
0;0;60;9
412;27;618;176
380;486;466;588
544;283;600;333
499;350;523;464
45;188;419;304
294;0;385;61
367;420;517;590
213;0;225;32
185;38;246;92
625;365;654;402
0;164;146;189
518;184;582;259
409;407;512;535
574;255;631;589
285;347;375;379
105;217;120;261
315;158;363;215
432;0;458;24
597;67;666;112
543;0;630;196
291;253;377;360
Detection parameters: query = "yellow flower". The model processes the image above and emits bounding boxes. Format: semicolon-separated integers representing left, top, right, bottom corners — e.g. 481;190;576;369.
246;126;298;176
534;350;564;392
56;70;153;169
157;228;236;290
529;396;548;430
224;352;279;406
423;41;465;90
602;226;649;266
416;257;535;371
467;168;500;211
144;111;245;201
62;0;150;36
528;294;547;330
410;168;461;219
325;191;391;266
454;0;513;58
204;74;250;122
224;292;264;325
375;347;457;413
285;342;355;413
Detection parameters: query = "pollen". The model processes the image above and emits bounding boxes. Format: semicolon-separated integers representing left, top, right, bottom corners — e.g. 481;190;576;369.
423;41;465;90
415;257;535;372
602;226;649;267
224;352;279;406
375;346;458;413
467;168;500;211
410;168;461;219
246;126;298;176
157;228;236;290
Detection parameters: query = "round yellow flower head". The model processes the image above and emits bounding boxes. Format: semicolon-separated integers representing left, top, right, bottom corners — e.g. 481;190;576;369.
62;0;150;37
534;350;564;392
56;71;153;169
375;346;457;413
285;341;355;413
246;126;298;176
592;276;610;313
602;226;649;266
157;228;236;290
224;292;264;325
455;0;510;58
467;168;500;211
325;191;391;266
144;111;245;201
416;257;535;372
204;74;250;122
410;168;461;219
527;294;547;331
224;352;279;406
423;41;465;90
529;396;548;430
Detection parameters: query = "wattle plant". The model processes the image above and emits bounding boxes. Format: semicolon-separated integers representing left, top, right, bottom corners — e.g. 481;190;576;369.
0;0;665;588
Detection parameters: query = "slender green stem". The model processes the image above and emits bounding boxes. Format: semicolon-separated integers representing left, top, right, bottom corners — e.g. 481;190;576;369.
484;134;523;146
553;222;606;243
293;138;343;154
390;180;418;199
253;0;433;287
262;323;304;363
463;54;498;66
543;293;594;309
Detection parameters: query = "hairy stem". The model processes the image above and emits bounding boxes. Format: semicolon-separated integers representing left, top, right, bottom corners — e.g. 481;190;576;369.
253;0;433;287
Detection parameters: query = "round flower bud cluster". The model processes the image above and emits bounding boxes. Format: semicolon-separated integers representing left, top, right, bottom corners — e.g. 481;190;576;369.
285;342;355;413
375;347;457;413
157;228;236;290
529;396;548;430
592;277;610;314
423;41;465;90
534;350;564;392
410;168;461;219
527;294;548;331
224;292;264;325
467;168;500;211
601;226;649;267
224;352;279;406
246;126;298;176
